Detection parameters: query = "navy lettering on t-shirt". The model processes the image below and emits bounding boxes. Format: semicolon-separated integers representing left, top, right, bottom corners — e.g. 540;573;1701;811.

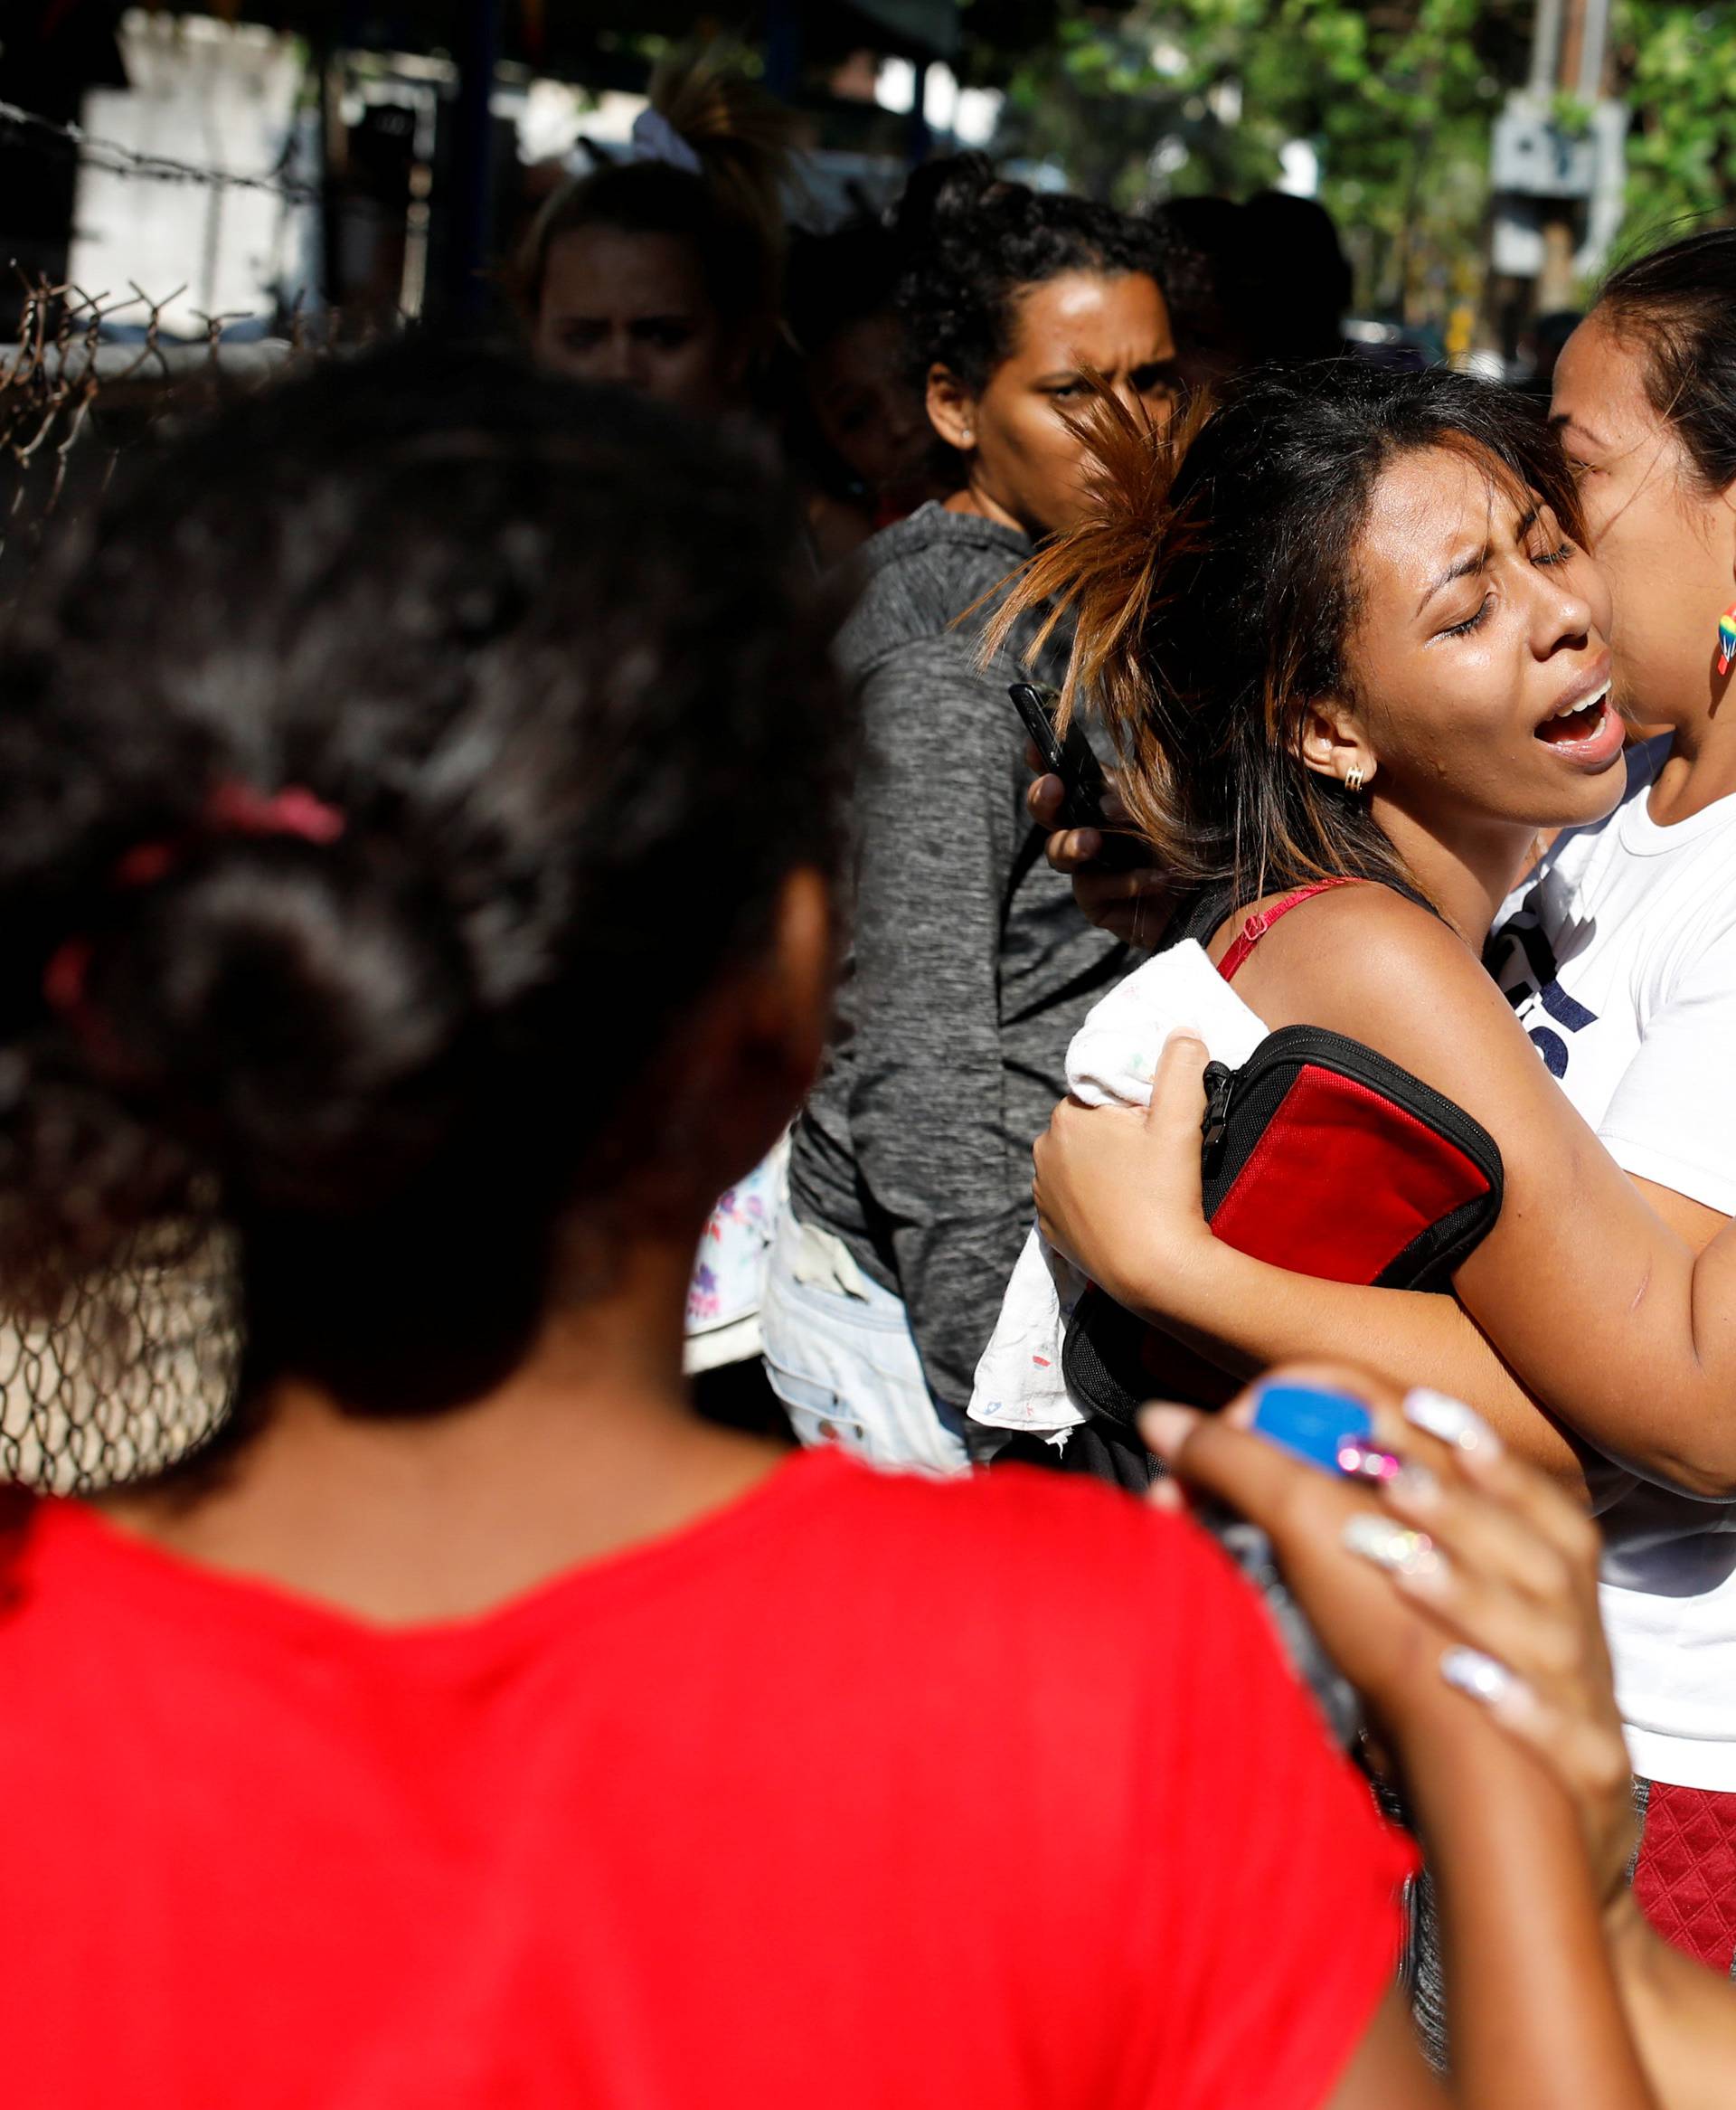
1486;897;1598;1080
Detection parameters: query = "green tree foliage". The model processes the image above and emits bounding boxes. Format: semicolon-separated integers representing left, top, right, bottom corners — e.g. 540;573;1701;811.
972;0;1527;317
1616;2;1736;243
965;0;1735;321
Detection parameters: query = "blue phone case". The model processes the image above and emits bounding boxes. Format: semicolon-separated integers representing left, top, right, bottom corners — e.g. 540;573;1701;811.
1250;1383;1373;1474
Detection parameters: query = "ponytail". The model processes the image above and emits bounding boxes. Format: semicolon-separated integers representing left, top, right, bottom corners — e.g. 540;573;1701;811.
982;387;1219;881
515;43;797;364
645;43;795;278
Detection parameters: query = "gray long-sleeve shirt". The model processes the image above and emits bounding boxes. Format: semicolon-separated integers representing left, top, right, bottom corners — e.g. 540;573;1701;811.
788;503;1127;1413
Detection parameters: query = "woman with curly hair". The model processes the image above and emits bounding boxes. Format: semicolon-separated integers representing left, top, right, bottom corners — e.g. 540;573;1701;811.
764;156;1183;1474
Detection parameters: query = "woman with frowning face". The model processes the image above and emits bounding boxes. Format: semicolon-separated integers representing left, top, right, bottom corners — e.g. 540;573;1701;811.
518;54;792;424
924;263;1180;538
533;221;744;417
766;157;1182;1481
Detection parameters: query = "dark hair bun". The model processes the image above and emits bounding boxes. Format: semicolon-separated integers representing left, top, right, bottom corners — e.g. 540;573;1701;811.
79;843;475;1216
0;344;848;1416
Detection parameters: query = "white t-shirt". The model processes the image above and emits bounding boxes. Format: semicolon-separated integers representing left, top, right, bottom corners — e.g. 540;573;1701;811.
1487;736;1736;1790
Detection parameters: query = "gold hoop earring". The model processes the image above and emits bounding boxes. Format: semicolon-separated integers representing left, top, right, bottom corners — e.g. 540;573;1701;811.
1344;765;1365;795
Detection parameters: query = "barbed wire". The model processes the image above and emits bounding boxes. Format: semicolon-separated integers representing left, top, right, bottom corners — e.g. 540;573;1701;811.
0;95;317;204
2;275;321;578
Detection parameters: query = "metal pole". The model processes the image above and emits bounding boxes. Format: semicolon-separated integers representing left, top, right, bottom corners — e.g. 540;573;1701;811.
314;42;344;317
443;0;501;326
764;0;802;103
1578;0;1612;98
908;60;929;166
1528;0;1563;97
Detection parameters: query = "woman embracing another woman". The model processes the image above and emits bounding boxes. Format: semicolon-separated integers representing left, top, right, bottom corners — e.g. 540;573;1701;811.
1006;227;1736;1962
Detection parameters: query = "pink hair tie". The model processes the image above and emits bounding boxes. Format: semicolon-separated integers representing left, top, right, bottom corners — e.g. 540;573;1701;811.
203;781;345;845
43;780;347;1038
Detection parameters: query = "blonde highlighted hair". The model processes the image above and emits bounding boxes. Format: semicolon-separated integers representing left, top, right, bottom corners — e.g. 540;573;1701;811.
515;44;798;362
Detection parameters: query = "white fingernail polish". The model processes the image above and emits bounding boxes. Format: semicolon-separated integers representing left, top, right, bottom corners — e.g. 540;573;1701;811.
1402;1387;1501;1455
1440;1646;1516;1706
1389;1462;1439;1506
1342;1513;1440;1577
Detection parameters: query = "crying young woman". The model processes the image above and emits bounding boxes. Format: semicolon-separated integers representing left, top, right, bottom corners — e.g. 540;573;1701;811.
1012;294;1736;1946
998;360;1736;1512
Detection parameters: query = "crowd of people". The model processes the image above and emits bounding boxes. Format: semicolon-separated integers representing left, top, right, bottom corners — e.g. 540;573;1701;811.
5;37;1736;2108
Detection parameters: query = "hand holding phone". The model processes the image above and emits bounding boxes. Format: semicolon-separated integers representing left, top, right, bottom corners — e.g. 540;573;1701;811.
1009;683;1145;873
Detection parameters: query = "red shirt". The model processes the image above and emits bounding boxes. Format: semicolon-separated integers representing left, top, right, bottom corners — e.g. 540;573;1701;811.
0;1452;1410;2108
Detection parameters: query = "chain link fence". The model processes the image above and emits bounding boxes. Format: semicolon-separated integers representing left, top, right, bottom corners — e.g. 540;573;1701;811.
0;282;307;1487
0;1225;244;1494
0;284;281;1488
0;149;326;1485
2;273;316;596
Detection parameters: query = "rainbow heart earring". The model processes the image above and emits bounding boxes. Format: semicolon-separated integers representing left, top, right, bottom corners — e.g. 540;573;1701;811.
1720;605;1736;677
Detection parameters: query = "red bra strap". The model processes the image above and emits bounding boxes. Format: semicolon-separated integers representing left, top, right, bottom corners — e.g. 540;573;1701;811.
1217;877;1366;984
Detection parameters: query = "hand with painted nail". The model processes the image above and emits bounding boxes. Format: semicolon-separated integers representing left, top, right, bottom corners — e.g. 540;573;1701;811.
1362;1389;1736;2110
1033;1030;1218;1318
1364;1385;1636;1905
1148;1365;1637;1901
1141;1363;1511;1750
1148;1361;1685;2110
1025;754;1175;950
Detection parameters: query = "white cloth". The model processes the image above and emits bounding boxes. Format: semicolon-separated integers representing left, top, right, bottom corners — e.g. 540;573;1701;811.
629;109;703;177
761;1211;970;1477
684;1135;788;1375
1488;736;1736;1789
968;941;1266;1440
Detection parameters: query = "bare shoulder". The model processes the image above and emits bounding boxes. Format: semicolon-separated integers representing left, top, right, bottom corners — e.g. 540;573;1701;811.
1221;882;1489;1012
1227;884;1543;1110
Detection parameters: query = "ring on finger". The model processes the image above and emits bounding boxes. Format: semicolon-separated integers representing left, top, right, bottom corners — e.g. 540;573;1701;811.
1342;1514;1442;1579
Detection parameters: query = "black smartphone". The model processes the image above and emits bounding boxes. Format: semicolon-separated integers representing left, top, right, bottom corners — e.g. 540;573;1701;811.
1008;682;1144;872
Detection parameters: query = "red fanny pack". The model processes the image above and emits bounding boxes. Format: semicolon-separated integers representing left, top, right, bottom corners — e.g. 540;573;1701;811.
1062;1025;1504;1424
1061;881;1504;1430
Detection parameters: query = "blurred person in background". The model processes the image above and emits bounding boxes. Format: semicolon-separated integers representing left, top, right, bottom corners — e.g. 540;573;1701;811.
1242;191;1354;364
1520;308;1585;397
1149;195;1259;393
516;45;793;419
0;341;1642;2110
1153;192;1353;383
764;156;1182;1474
780;217;946;565
516;47;801;1435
